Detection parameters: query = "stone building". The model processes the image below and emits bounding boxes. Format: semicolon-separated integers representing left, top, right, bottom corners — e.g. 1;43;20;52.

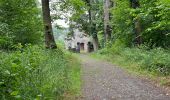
64;29;93;53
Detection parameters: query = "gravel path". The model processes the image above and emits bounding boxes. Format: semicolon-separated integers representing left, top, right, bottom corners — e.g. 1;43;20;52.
80;54;170;100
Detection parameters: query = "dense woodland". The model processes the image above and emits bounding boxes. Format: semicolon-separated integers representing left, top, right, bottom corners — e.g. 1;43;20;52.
0;0;170;99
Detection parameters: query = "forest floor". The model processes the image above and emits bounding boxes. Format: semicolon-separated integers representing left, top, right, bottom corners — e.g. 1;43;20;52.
79;54;170;100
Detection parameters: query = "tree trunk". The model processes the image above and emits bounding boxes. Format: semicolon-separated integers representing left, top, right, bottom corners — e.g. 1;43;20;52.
91;20;99;52
92;34;99;51
135;16;142;45
130;0;142;45
41;0;57;49
104;0;112;43
88;0;99;51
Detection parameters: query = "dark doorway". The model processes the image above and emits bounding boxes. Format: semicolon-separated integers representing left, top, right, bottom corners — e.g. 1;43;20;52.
80;43;85;51
88;42;94;52
77;42;80;53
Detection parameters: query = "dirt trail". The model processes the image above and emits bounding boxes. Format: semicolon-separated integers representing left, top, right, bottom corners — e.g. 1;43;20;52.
80;54;170;100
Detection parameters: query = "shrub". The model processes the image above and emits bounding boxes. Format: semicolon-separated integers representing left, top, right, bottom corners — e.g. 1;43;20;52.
0;45;80;99
0;0;43;49
95;42;170;76
121;47;170;75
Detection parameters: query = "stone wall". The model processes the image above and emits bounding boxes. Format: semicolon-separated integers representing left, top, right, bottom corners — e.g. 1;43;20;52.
64;29;92;53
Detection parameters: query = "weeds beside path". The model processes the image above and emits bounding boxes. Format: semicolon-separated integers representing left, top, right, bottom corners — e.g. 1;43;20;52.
79;54;170;100
0;46;81;100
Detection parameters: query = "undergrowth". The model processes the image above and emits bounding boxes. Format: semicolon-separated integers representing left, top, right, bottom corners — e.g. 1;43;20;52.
92;40;170;77
0;45;81;100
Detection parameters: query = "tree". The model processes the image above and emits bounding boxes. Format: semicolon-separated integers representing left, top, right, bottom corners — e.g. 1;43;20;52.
41;0;57;49
85;0;100;51
139;0;170;48
130;0;142;45
0;0;42;49
53;0;101;51
103;0;112;43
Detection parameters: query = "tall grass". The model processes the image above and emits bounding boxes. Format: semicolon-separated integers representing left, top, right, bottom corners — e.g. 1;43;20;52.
92;40;170;76
0;45;81;100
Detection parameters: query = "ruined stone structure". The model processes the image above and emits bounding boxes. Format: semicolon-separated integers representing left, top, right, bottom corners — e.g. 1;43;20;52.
65;29;93;53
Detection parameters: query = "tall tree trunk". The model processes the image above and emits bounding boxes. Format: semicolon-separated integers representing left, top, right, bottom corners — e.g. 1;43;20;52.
104;0;112;43
92;33;99;51
87;0;99;51
130;0;142;45
41;0;57;49
90;17;99;51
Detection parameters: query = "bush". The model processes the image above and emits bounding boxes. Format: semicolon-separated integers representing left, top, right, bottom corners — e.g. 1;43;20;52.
95;41;170;76
0;0;43;49
121;47;170;75
111;0;170;48
0;45;80;99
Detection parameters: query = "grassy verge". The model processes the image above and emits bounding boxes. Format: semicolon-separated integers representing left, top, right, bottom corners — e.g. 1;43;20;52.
64;53;81;100
91;47;170;87
0;45;81;100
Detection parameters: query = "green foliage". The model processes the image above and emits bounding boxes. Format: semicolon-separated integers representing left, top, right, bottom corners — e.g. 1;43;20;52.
137;0;170;47
111;0;170;48
95;44;170;76
111;0;134;46
96;39;125;55
106;0;170;75
0;0;43;49
67;0;104;38
51;0;86;22
0;22;13;49
0;45;81;99
121;47;170;75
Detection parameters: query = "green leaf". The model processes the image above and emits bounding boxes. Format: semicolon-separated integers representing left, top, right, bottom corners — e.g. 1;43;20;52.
0;82;4;85
10;91;19;96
